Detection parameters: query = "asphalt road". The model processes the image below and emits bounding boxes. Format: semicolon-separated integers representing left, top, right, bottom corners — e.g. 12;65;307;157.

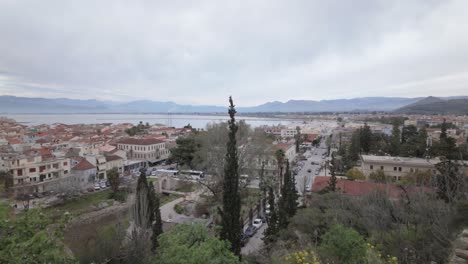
295;141;329;195
241;224;267;255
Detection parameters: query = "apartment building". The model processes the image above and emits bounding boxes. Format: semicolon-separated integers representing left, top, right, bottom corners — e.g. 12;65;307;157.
280;128;299;138
117;138;169;165
4;154;71;194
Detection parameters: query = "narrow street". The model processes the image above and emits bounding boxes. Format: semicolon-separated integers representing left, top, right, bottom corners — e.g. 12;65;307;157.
241;224;267;255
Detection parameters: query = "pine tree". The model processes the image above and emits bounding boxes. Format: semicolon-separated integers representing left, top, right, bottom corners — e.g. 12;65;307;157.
348;129;361;162
440;119;448;141
220;96;242;256
148;181;163;251
390;120;401;156
360;123;372;154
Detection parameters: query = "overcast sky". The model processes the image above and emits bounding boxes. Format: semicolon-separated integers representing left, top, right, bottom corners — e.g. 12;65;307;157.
1;0;468;106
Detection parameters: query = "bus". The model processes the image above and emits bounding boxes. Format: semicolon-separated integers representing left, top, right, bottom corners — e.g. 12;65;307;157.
180;170;205;180
155;169;179;177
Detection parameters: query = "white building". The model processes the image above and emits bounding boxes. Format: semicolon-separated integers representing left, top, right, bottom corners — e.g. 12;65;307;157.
117;138;170;165
360;155;440;181
280;128;299;138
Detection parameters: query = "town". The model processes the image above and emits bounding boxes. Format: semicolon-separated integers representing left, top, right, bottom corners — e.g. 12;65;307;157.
1;108;468;263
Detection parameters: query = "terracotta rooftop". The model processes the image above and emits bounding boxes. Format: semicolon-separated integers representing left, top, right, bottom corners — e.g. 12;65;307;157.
117;138;164;145
311;176;432;198
72;159;96;171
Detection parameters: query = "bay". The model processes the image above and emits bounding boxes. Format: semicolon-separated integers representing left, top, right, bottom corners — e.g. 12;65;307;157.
2;113;293;129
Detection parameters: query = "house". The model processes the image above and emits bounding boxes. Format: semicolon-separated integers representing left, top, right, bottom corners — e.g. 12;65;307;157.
71;158;97;184
275;142;297;162
105;155;124;173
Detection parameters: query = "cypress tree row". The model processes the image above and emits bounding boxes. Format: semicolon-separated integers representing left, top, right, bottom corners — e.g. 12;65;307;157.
278;161;298;229
264;186;278;243
220;96;242;256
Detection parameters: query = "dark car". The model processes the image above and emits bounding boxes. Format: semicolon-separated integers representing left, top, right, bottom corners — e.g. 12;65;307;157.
244;226;257;237
240;234;250;247
307;169;312;173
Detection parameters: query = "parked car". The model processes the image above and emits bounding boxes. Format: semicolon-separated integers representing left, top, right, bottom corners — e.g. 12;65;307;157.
244;226;257;237
307;169;312;173
99;181;106;189
253;218;263;229
240;234;250;247
94;183;101;190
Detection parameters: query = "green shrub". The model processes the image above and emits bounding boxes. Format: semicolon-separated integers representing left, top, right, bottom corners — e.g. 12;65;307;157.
174;203;184;214
319;224;367;264
109;191;127;202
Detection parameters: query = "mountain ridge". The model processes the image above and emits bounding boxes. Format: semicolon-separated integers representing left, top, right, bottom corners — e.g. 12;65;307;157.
395;96;468;114
1;95;467;113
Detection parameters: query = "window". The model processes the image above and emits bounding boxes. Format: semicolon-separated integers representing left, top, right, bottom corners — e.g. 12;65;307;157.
17;169;23;176
64;170;68;174
380;166;384;170
410;168;414;173
29;168;36;173
370;165;373;170
398;167;402;172
394;167;397;171
63;161;68;166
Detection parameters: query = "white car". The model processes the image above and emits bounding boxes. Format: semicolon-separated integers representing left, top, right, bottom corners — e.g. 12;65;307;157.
94;183;101;190
253;218;263;229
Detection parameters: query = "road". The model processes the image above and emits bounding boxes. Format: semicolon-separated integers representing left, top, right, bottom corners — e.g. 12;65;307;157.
241;224;267;255
294;139;329;195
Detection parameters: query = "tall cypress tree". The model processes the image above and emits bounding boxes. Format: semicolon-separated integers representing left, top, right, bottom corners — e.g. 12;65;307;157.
133;169;151;229
278;161;298;229
148;181;163;251
328;153;337;192
220;96;242;256
264;186;278;243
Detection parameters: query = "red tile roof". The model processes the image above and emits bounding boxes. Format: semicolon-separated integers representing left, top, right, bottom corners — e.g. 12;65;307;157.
118;138;164;145
72;159;96;171
105;155;123;162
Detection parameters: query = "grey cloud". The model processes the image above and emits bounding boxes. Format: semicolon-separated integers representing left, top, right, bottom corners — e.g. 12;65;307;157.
0;0;467;106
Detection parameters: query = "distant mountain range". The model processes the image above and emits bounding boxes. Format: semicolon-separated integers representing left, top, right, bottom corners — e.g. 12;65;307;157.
0;95;467;114
395;96;468;114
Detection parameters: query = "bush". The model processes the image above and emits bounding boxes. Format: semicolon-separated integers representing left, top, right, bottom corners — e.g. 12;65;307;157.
318;224;367;264
174;203;184;214
346;168;366;181
369;170;388;183
109;191;127;202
